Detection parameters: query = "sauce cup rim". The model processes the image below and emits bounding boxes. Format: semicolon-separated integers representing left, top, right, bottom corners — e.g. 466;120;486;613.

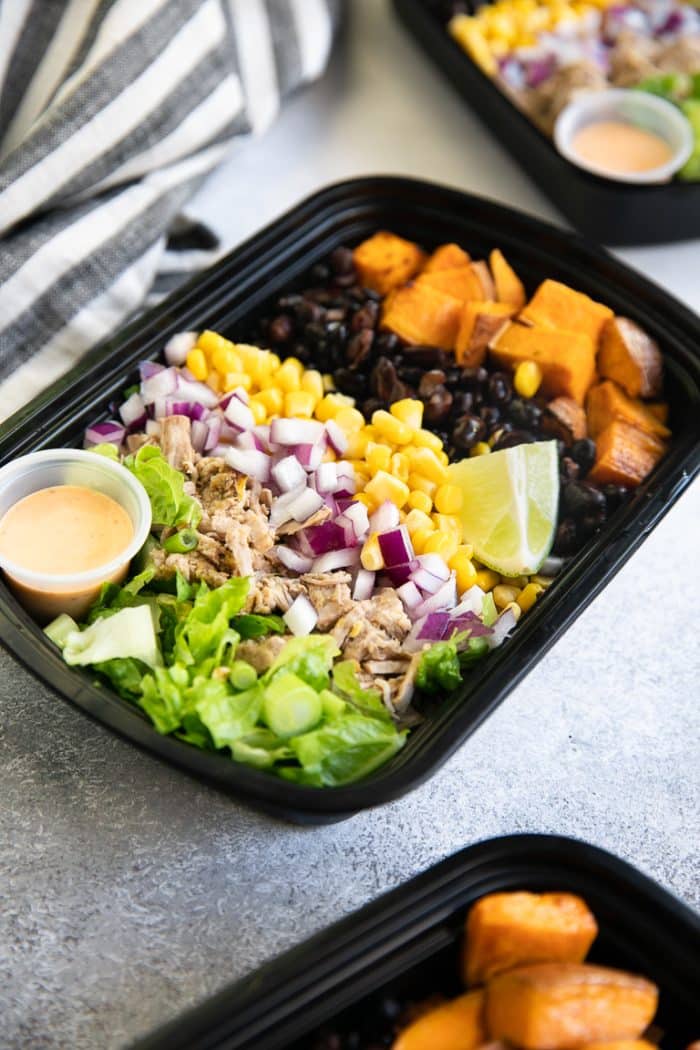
0;448;152;591
553;87;694;186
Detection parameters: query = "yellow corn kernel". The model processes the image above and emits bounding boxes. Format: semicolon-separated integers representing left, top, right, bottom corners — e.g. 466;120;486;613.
206;371;221;393
437;450;449;466
212;346;240;375
321;447;337;463
345;431;370;459
223;371;252;392
249;398;267;425
334;406;365;434
531;574;554;589
407;447;448;484
283;356;304;375
405;508;434;535
493;584;520;609
407;489;432;515
372;410;413;446
366;442;392;474
423;532;458;562
255;387;284;416
475;569;500;592
408;473;438;499
517;581;544;613
412;428;444;453
360;533;384;571
301;369;324;402
285;390;316;418
314;395;338;422
411;525;437;554
185;348;208;381
364;470;410;509
501;574;529;589
514;360;543;399
450;543;474;563
390;398;424;429
361;424;378;442
276;361;301;392
453;556;478;594
470;441;491;457
433;514;462;544
197;330;227;356
391;452;410;484
434;483;463;515
353;492;373;509
504;600;522;622
322;373;335;392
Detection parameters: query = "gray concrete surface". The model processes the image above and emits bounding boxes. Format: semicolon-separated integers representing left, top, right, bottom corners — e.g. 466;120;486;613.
2;2;699;1047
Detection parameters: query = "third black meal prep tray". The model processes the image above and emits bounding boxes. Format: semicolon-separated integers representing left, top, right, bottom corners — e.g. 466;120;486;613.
134;834;700;1049
392;0;700;247
0;177;698;823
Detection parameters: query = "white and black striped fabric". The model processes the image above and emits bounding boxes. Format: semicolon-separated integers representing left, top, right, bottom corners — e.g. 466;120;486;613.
0;0;340;419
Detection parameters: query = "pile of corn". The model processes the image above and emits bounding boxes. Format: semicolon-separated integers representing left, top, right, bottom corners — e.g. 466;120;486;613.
449;0;614;75
184;330;549;614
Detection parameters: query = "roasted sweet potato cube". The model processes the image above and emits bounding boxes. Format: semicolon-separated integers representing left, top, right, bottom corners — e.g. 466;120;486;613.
472;260;496;301
485;963;658;1050
520;279;613;345
489;323;596;404
393;990;486;1050
490;249;526;309
417;266;484;303
584;1041;658;1050
353;231;426;295
464;892;597;986
423;242;472;272
456;301;515;366
647;401;669;424
598;317;663;399
381;282;462;349
587;381;670;440
545;397;588;442
587;420;666;487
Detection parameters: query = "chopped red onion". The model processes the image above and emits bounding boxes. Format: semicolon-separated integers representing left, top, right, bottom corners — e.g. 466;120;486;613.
412;566;449;595
370;501;400;534
283;595;318;637
315;462;338;493
235;431;257;451
223;446;271;482
145;419;161;438
272;455;307;493
288;488;324;523
352;569;375;601
224;396;254;432
488;608;517;649
152;397;168;420
274;546;314;574
377;525;414;567
119;392;147;429
269;484;308;527
84;421;126;447
325;419;348;455
190;419;208;453
450;611;493;638
396;580;423;610
386;560;419;586
141;366;178;403
417;611;454;641
174;377;219;409
311;548;361;573
415;553;450;581
452;586;486;616
164;331;198;366
139;361;164;380
253;425;272;451
304;521;347;555
270;418;324;446
204;416;222;451
341;501;369;538
295;441;326;472
413;573;458;619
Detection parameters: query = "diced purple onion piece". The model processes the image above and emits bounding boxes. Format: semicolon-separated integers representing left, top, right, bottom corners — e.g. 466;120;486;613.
487;608;517;648
283;595;318;637
224;396;255;432
190;419;208;454
412;567;449;595
139;360;164;381
152;397;168;420
119;391;147;429
417;611;453;641
452;586;486;616
311;547;361;574
288;488;324;524
295;442;325;472
415;553;451;582
84;421;126;447
450;611;493;638
352;569;375;601
413;573;458;619
164;331;198;366
335;515;361;548
341;500;369;538
175;377;219;409
274;546;314;574
370;500;400;534
269;484;308;527
272;455;307;493
236;431;257;451
141;366;178;403
386;560;419;586
377;525;414;567
223;446;271;482
253;425;272;451
325;419;348;455
145;419;161;437
269;418;325;446
204;416;222;451
315;462;338;493
396;580;423;610
304;521;347;555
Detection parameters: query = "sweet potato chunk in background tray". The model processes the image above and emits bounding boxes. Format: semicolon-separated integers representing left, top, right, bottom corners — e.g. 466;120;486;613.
587;381;670;440
472;260;496;301
381;282;462;349
485;963;658;1050
490;249;526;309
598;316;664;399
588;420;667;488
583;1041;659;1050
489;323;596;404
520;279;613;345
353;231;426;295
422;242;472;272
463;891;598;986
456;301;515;367
392;990;486;1050
416;266;484;303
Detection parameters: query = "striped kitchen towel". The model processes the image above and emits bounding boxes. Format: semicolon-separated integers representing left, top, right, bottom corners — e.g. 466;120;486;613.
0;0;341;420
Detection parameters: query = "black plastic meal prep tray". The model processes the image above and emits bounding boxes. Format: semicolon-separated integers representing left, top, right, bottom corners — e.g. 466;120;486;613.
393;0;700;247
134;834;700;1049
0;177;698;824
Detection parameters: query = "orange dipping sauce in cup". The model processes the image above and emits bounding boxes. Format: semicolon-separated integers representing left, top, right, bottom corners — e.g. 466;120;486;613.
571;120;673;175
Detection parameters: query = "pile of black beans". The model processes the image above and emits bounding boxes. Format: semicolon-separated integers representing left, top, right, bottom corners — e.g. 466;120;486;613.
306;993;414;1050
250;246;629;558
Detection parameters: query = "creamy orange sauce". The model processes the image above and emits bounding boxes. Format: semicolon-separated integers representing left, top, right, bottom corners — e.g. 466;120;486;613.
0;484;133;575
572;120;673;174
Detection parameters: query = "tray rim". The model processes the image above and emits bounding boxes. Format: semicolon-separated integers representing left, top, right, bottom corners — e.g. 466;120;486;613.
0;175;698;820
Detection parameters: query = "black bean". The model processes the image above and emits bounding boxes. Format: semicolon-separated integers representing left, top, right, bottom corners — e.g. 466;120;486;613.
553;519;579;555
602;483;629;511
451;390;474;416
277;293;303;310
332;272;357;289
267;315;294;344
324;307;347;323
423;387;453;424
350;301;379;331
561;481;606;519
479;404;501;429
418;370;447;397
370;358;407;403
402;345;450;369
492;429;537;450
362;397;385;418
560;455;580;481
487;371;512;405
453;413;486;451
310;263;331;283
375;331;400;354
347;329;374;368
507;397;542;430
444;367;463;386
570;438;596;475
330;246;354;275
396;366;423;387
333;368;368;399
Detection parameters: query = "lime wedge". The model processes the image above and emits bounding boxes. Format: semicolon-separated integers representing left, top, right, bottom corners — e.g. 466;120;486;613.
448;441;559;577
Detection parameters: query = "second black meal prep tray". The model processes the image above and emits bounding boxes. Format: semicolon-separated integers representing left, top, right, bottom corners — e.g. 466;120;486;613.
0;177;698;823
393;0;700;247
135;834;700;1050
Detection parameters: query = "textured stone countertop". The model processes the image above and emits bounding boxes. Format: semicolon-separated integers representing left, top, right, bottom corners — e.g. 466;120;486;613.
2;3;699;1048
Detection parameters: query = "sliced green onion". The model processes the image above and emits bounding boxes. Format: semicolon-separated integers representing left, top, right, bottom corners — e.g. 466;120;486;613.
163;528;199;554
229;660;258;691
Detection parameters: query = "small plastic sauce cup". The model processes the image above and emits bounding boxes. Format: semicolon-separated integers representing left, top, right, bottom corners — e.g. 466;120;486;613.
554;88;694;185
0;449;152;623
